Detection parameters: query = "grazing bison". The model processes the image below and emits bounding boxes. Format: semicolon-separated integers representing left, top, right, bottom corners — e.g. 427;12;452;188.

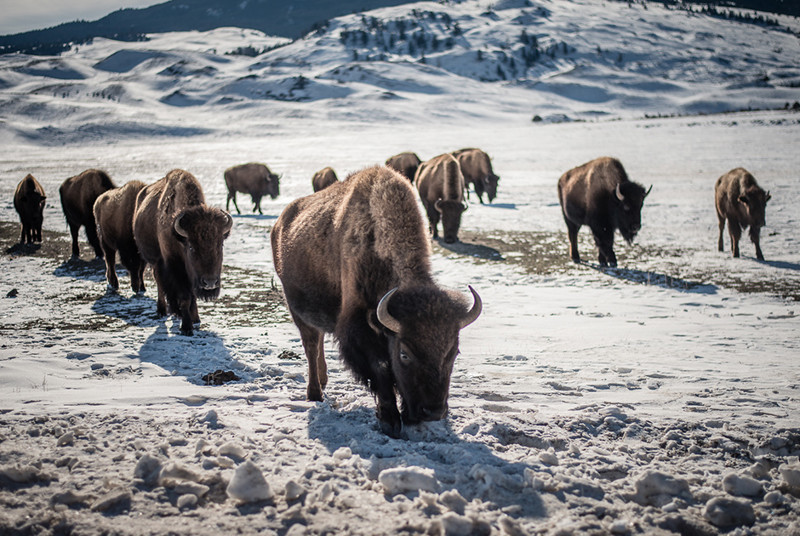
13;174;46;244
133;169;232;335
93;180;148;293
312;167;338;192
452;148;499;204
385;152;421;182
715;167;771;261
272;166;482;437
224;162;280;215
59;169;116;258
557;157;651;267
415;153;467;244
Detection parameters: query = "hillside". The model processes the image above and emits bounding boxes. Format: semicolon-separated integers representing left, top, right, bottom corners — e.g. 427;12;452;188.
0;0;799;146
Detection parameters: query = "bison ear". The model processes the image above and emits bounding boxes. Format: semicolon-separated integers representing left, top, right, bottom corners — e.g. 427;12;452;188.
644;185;653;198
738;194;749;205
222;211;233;236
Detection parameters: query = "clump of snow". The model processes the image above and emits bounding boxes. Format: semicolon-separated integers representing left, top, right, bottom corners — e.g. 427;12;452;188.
722;472;764;497
226;460;273;503
704;497;756;528
379;466;439;495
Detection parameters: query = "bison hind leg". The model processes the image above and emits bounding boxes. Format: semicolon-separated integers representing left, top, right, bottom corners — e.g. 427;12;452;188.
293;313;326;402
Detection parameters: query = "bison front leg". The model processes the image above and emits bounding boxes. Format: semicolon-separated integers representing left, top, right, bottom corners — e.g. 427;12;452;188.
727;218;742;258
227;192;241;215
565;219;581;263
717;215;726;252
68;222;81;258
101;243;119;291
750;226;764;261
19;222;29;244
85;221;104;259
152;263;168;317
425;204;440;239
592;228;617;267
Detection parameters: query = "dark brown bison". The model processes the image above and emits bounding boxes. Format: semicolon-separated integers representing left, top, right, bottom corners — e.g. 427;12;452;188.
59;169;116;258
224;162;279;215
385;152;421;182
415;153;467;244
557;157;651;267
94;180;148;293
715;167;771;261
133;169;232;335
271;166;482;437
311;167;338;192
452;148;499;204
13;174;46;244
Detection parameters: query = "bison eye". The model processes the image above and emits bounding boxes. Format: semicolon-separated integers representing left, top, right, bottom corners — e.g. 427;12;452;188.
399;350;411;363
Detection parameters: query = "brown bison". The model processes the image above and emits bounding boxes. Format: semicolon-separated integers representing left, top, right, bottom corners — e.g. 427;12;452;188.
715;167;771;261
558;157;651;267
133;169;232;335
452;148;499;204
59;169;116;258
13;174;46;244
271;166;482;437
224;162;280;215
94;180;148;293
385;152;421;182
312;167;338;192
415;153;467;244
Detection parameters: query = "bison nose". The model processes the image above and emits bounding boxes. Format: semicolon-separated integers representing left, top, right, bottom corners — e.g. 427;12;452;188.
419;404;448;421
199;276;220;290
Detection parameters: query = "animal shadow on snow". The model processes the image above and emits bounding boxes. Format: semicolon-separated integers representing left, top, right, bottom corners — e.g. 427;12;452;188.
586;262;718;294
231;213;278;221
53;256;106;283
5;242;41;255
306;404;546;518
91;290;159;327
436;238;503;261
757;259;800;272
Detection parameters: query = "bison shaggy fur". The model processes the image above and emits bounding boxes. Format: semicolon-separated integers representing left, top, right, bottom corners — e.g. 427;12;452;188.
59;169;116;258
311;167;338;192
452;148;499;204
385;152;422;182
715;167;771;260
415;153;467;244
224;162;279;215
13;174;46;245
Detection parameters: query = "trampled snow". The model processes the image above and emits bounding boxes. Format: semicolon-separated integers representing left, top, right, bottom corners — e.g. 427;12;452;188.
1;0;799;534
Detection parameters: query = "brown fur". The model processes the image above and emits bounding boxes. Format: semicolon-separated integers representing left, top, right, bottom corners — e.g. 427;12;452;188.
385;152;421;182
133;169;232;335
224;162;279;215
452;148;499;204
415;153;467;243
311;167;338;192
93;180;148;293
59;169;116;258
715;167;771;260
13;174;46;244
272;165;481;437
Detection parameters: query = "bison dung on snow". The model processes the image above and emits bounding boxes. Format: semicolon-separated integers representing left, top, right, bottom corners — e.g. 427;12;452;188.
224;162;280;215
715;167;771;261
558;157;651;267
271;166;482;437
13;174;46;245
134;169;232;335
59;169;116;259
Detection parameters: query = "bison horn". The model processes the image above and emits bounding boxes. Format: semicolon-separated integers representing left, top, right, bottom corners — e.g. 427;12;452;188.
459;285;482;329
377;287;402;333
222;211;233;233
615;183;625;202
645;184;653;198
174;212;189;238
434;199;443;214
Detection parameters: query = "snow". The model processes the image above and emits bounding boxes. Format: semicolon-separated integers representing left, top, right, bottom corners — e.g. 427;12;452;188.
1;0;800;534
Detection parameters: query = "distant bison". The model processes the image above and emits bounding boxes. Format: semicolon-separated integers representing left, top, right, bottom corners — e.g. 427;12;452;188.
134;169;232;335
385;152;421;182
94;180;148;293
224;162;280;215
59;169;116;258
272;166;481;437
715;167;771;261
557;157;651;267
452;148;499;204
312;167;338;192
415;153;467;243
13;174;46;245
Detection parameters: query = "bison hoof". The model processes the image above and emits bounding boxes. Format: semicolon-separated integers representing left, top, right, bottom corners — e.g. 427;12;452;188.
307;388;324;402
379;419;403;439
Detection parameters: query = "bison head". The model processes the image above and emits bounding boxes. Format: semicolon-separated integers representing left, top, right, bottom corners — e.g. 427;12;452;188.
614;182;651;244
484;173;499;203
738;187;770;228
174;206;233;300
375;285;481;425
434;199;468;243
266;172;281;200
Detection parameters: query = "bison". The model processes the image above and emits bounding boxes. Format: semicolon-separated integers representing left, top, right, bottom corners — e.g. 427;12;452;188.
312;167;338;192
224;162;280;215
385;152;421;182
59;169;116;258
415;153;468;244
452;148;499;204
93;180;148;293
13;174;46;245
271;166;482;437
557;157;651;267
133;169;232;335
715;167;771;261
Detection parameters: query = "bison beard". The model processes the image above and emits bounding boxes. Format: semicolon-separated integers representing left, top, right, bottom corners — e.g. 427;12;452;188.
272;166;481;437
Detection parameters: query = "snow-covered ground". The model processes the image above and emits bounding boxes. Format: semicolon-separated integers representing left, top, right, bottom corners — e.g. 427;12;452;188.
1;0;800;534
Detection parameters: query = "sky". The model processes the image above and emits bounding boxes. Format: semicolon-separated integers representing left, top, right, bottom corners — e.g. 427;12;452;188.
0;0;161;36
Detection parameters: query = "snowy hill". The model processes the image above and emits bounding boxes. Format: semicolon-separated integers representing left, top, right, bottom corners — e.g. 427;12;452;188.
0;0;799;145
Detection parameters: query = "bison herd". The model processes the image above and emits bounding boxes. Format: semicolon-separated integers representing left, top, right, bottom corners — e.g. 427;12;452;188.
11;152;772;436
